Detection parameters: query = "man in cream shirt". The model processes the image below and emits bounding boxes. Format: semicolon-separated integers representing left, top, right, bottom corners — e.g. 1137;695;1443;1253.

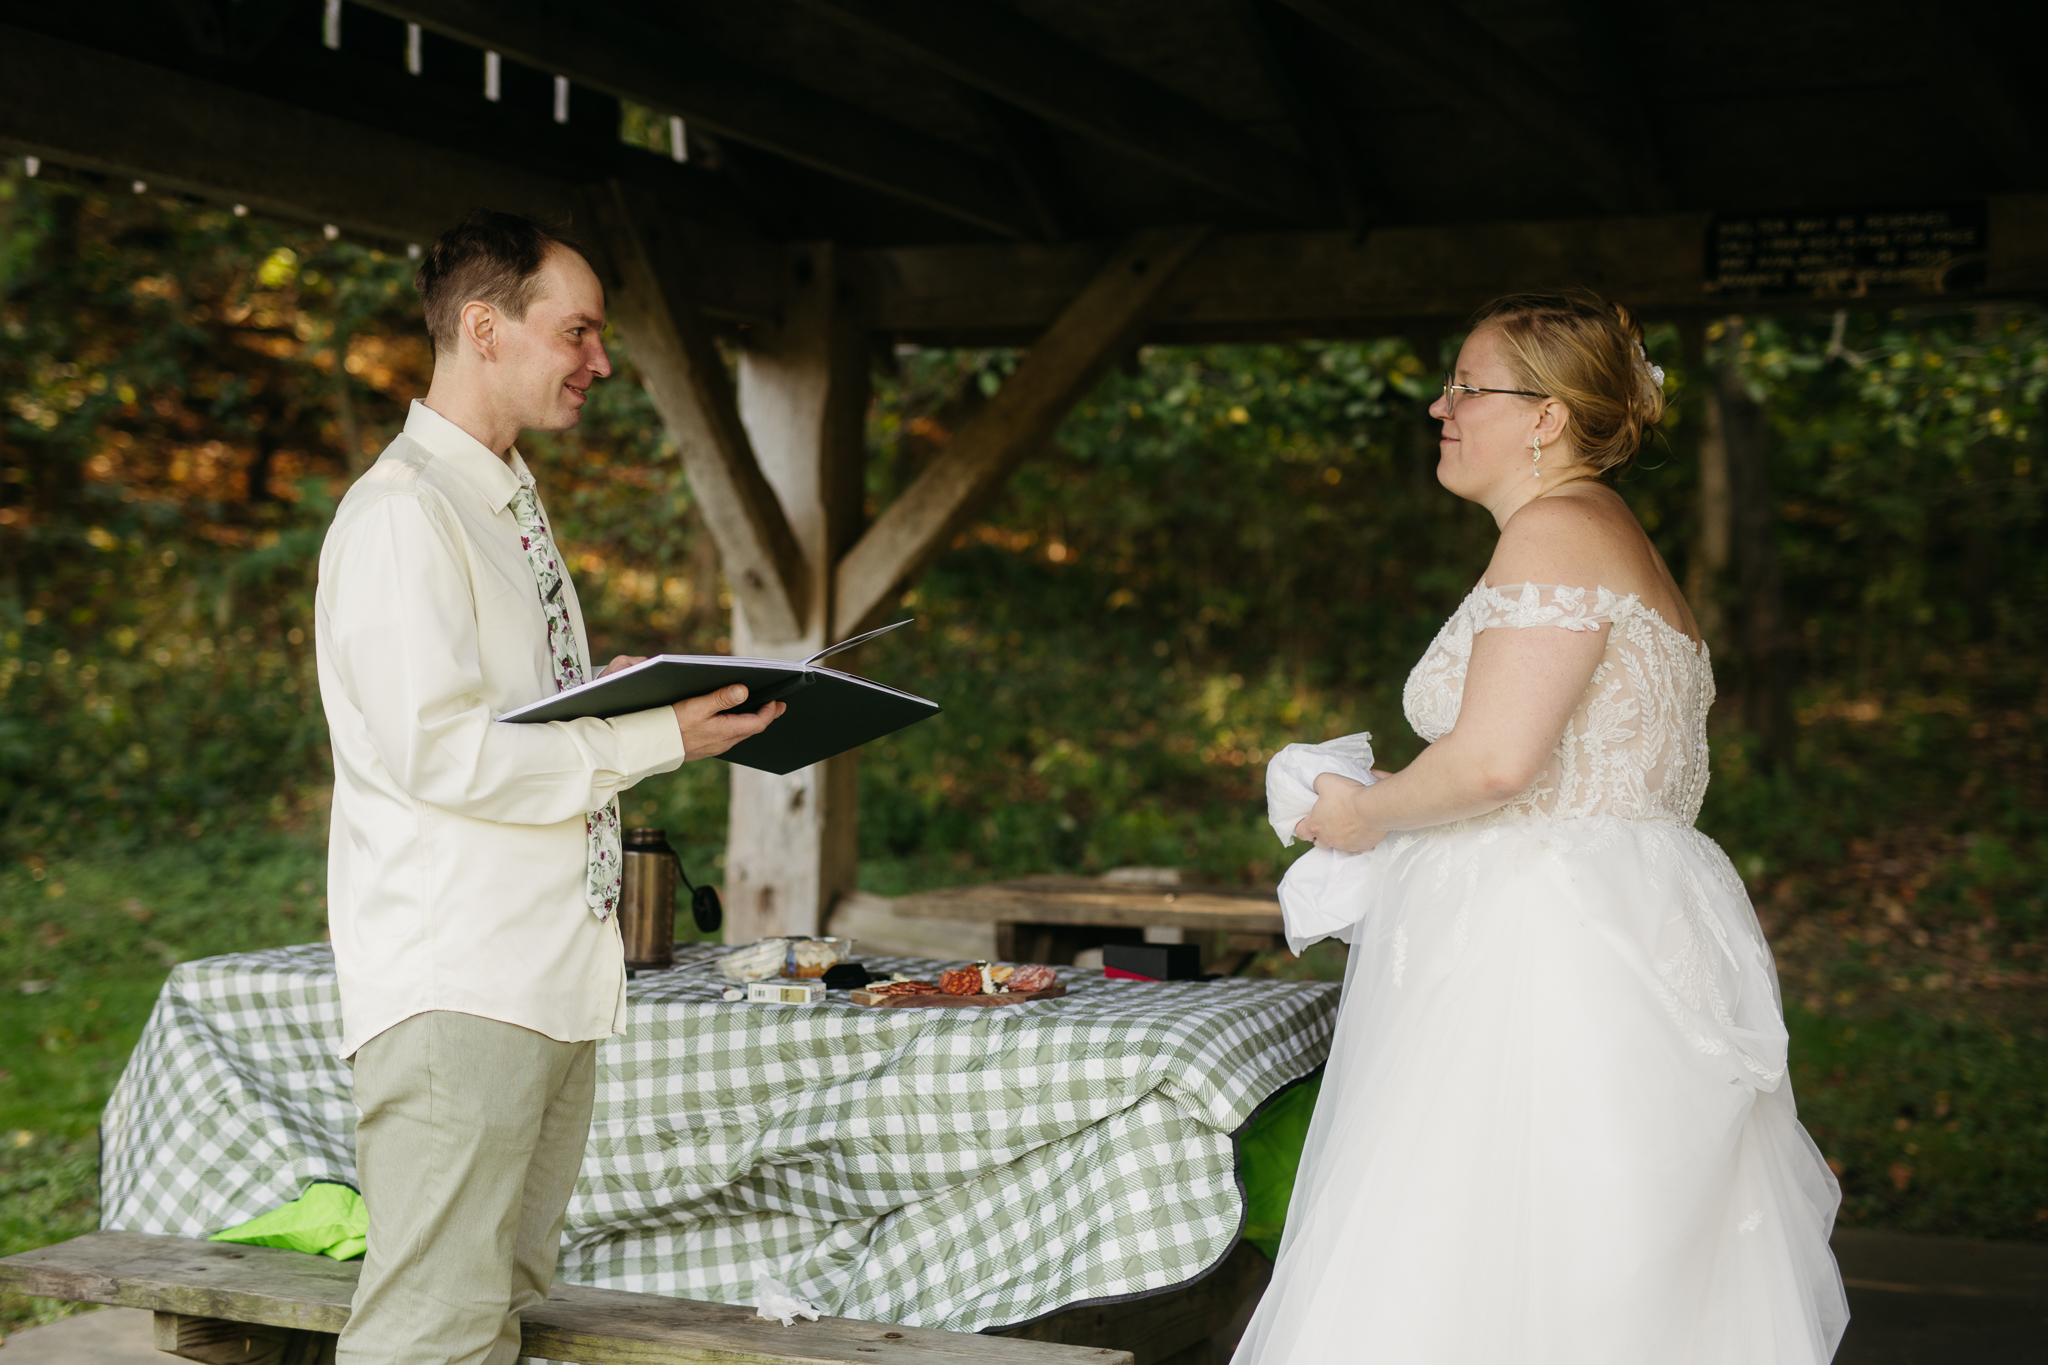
316;210;782;1364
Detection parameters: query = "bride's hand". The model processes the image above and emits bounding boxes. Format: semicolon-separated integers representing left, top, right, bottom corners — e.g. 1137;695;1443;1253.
1292;772;1389;853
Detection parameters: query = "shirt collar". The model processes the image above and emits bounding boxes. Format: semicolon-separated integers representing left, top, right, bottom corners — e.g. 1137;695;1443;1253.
403;400;533;513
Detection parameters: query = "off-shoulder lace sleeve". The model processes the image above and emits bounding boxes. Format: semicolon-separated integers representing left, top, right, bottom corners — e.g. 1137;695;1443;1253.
1403;579;1716;824
1468;581;1627;633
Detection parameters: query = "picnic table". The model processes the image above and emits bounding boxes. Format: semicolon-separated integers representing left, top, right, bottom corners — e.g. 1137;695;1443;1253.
890;876;1287;973
100;942;1335;1339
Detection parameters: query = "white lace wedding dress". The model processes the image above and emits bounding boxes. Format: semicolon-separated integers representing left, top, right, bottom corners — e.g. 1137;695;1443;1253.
1233;582;1849;1365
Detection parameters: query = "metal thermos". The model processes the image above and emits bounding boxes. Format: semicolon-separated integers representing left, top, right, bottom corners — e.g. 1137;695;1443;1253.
619;827;680;971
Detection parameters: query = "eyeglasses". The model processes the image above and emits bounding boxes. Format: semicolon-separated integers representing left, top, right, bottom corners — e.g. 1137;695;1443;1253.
1440;371;1546;415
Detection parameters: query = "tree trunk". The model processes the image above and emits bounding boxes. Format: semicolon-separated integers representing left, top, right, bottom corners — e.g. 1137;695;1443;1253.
1676;320;1728;653
1716;319;1796;766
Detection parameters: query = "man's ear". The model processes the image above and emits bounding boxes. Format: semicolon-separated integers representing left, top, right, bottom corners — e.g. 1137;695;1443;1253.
459;300;497;361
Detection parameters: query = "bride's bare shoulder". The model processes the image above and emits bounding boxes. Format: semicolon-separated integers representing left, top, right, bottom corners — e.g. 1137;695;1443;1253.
1485;487;1645;588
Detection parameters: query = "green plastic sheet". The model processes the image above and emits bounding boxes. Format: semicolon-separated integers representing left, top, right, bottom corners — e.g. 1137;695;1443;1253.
1237;1073;1322;1261
209;1180;367;1261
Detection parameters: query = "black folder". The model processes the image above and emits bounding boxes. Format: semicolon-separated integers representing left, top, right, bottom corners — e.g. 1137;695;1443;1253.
497;621;939;775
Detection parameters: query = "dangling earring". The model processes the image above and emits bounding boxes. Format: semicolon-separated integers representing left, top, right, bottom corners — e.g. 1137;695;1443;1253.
1531;434;1543;481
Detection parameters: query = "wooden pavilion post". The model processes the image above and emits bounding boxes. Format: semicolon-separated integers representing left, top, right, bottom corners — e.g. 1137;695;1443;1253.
596;195;1210;942
723;245;872;941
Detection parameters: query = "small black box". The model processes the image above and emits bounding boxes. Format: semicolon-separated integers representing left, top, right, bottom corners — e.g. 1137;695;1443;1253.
1102;943;1202;981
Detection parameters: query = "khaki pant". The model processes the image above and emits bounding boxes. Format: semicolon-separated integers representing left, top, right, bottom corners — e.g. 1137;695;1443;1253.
337;1011;596;1365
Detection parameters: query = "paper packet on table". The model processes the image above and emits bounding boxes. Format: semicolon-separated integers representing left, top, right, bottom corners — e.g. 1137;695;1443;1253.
1265;731;1382;955
755;1275;823;1327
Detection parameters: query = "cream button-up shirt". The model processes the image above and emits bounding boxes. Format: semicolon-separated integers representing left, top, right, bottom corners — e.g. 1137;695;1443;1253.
315;401;686;1058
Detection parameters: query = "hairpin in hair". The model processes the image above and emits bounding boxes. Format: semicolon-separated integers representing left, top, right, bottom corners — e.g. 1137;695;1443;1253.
1637;341;1666;389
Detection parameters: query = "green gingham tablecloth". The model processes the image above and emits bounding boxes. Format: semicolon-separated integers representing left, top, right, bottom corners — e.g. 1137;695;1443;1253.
100;943;1336;1332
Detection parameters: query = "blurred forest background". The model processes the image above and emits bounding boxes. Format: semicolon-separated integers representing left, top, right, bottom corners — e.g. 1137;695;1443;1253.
0;166;2042;1325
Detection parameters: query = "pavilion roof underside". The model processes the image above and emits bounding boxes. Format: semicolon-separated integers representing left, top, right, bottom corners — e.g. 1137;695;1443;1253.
3;0;2045;336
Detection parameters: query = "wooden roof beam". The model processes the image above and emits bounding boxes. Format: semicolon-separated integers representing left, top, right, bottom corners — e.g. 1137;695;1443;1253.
1274;0;1640;213
833;225;1213;639
352;0;1036;239
857;216;1704;342
789;0;1329;224
857;200;2048;342
591;182;811;642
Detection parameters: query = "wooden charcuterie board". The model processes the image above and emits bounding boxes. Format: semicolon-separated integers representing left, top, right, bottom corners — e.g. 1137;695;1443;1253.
848;984;1068;1008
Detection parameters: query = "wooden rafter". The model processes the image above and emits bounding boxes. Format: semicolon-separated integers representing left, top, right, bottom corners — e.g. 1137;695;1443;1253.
961;87;1075;243
591;182;811;642
1558;0;1670;211
0;24;791;326
1275;0;1638;213
832;225;1214;639
0;23;576;242
351;0;1036;238
1232;0;1375;231
1918;2;2048;194
791;0;1328;224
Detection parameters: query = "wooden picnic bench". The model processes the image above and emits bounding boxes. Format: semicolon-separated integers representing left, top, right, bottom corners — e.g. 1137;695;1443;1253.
890;875;1286;974
1;1232;1267;1365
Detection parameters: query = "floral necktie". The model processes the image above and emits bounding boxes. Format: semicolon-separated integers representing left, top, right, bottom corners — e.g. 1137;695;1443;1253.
509;482;621;922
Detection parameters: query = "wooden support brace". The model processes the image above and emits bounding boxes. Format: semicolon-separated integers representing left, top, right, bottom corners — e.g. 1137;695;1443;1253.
155;1312;336;1365
591;181;811;642
833;224;1212;638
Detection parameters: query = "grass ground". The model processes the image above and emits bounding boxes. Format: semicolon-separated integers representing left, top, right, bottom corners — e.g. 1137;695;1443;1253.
3;827;2043;1335
0;831;327;1332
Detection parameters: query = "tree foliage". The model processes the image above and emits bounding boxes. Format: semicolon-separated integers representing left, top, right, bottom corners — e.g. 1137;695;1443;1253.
2;170;2046;1241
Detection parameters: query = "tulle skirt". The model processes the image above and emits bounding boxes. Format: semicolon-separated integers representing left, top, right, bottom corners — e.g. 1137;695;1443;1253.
1233;815;1848;1365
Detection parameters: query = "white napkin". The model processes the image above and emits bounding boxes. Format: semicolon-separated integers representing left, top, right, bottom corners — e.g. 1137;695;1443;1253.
754;1276;824;1327
1265;732;1381;955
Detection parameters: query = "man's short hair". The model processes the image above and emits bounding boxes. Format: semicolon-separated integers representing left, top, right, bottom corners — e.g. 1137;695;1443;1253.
414;210;590;354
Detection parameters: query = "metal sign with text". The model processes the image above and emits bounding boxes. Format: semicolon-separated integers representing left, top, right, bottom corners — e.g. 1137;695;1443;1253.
1707;206;1988;298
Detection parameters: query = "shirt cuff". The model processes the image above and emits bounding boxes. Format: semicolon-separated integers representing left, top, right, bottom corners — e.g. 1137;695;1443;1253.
608;705;688;781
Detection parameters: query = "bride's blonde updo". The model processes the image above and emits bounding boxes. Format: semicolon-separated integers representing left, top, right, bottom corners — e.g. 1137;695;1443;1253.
1467;291;1666;477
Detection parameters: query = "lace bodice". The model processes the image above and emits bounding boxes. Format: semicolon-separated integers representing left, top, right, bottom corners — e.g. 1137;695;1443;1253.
1402;582;1715;825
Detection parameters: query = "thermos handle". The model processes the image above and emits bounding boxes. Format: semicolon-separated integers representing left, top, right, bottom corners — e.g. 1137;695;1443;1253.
675;853;722;935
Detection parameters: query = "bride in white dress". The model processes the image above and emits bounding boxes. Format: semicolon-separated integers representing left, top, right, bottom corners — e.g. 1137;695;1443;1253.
1234;294;1849;1364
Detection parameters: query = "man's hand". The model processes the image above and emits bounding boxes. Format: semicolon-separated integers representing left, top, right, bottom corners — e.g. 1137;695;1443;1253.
600;655;647;678
674;685;784;760
1292;771;1389;854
